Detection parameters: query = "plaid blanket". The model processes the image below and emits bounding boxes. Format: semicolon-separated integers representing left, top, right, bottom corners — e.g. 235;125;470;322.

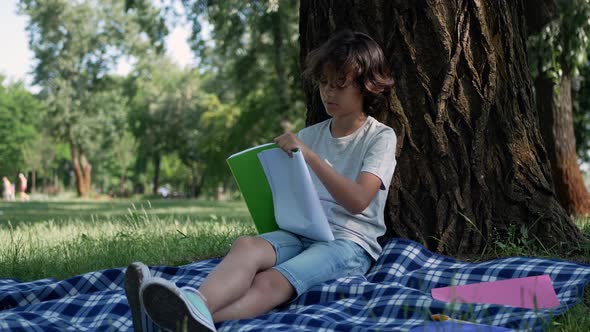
1;238;589;331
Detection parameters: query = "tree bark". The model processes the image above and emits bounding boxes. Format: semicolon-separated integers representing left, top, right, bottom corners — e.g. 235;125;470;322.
299;0;585;254
70;143;92;197
536;74;590;215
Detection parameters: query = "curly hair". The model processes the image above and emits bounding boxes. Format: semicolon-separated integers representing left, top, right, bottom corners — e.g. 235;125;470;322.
302;30;394;120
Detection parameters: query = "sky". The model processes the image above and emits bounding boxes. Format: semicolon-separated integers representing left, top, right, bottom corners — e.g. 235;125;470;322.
0;1;195;89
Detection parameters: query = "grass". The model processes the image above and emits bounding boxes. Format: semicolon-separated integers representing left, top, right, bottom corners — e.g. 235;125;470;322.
0;199;588;331
0;199;256;281
488;219;590;264
0;198;249;226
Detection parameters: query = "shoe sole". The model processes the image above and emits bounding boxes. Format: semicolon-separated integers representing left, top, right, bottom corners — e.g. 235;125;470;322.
141;278;214;332
124;262;152;332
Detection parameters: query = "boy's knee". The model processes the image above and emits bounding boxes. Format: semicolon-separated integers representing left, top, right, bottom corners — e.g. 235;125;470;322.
230;236;276;268
231;236;258;251
231;236;271;254
252;269;294;299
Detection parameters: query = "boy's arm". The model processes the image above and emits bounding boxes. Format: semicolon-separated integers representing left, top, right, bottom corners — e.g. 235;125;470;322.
307;152;382;214
274;132;382;214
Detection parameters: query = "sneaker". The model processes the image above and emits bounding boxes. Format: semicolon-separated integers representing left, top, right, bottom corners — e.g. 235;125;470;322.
141;277;216;332
124;262;154;332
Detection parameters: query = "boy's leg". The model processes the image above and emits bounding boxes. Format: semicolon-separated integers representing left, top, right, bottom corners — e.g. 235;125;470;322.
211;239;370;322
212;268;294;322
197;236;277;313
141;231;303;330
273;239;372;294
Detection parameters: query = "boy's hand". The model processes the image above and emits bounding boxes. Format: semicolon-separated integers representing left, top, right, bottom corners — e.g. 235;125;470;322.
273;131;313;160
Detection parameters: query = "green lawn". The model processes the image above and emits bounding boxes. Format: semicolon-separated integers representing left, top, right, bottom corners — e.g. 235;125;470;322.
0;199;588;331
0;199;256;281
0;198;250;226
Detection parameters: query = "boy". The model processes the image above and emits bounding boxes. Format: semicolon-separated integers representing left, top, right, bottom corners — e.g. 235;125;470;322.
125;30;397;332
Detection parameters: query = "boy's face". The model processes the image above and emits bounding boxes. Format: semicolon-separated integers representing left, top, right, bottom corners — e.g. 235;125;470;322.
319;64;364;119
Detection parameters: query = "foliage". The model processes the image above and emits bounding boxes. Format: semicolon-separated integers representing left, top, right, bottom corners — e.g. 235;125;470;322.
127;57;186;160
93;129;138;195
574;65;590;162
0;78;43;177
528;0;590;80
127;56;238;194
20;126;71;193
176;93;241;191
181;0;306;152
124;0;169;53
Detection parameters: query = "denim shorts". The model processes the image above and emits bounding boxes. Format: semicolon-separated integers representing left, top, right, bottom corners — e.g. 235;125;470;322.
257;230;372;298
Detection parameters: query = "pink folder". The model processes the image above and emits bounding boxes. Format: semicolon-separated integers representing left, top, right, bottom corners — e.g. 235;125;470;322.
431;275;560;309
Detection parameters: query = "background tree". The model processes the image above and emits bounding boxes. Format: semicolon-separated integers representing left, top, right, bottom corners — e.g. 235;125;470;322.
91;128;137;196
18;0;166;196
127;56;234;197
22;130;54;193
182;0;306;152
528;0;590;215
574;63;590;166
178;93;240;197
0;77;42;181
299;0;585;254
128;57;193;195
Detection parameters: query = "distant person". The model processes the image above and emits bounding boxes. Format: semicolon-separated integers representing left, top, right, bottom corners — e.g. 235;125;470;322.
18;173;29;202
157;186;170;198
2;177;15;201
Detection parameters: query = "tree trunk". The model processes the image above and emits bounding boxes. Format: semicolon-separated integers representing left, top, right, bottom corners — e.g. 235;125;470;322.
536;74;590;215
70;143;92;197
133;153;147;194
31;170;36;193
190;166;205;198
119;173;126;196
81;153;91;194
299;0;585;254
152;153;161;196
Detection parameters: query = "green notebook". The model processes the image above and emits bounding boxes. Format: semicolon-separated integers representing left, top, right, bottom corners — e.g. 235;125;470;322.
226;143;280;234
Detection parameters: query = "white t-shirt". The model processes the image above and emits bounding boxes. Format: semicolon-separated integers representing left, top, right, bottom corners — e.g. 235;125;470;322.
297;116;397;260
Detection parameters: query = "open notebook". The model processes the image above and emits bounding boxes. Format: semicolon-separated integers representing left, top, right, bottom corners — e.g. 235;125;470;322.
227;144;334;242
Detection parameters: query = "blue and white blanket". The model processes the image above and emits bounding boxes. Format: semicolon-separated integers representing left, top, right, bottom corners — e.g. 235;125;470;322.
1;238;589;331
